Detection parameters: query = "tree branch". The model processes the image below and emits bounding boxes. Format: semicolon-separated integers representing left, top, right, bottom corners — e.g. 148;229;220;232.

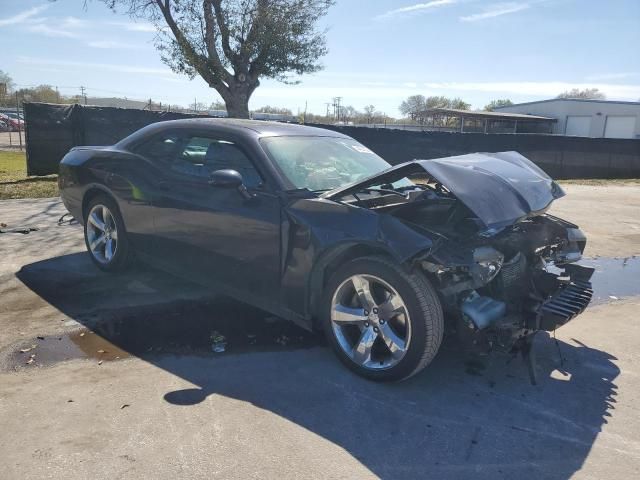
211;0;237;67
154;0;229;92
202;0;233;85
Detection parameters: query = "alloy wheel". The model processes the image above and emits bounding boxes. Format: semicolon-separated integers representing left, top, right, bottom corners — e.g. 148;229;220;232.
330;274;411;370
86;204;118;264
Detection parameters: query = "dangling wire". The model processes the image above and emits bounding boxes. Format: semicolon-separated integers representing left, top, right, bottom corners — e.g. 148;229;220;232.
57;213;76;225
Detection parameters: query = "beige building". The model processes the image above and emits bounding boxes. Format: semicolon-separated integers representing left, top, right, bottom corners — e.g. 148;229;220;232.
495;99;640;139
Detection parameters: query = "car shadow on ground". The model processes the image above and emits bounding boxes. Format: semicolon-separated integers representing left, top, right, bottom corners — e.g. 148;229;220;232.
13;252;620;479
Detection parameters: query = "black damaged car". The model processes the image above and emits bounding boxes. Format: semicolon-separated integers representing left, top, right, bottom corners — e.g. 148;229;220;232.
59;119;594;381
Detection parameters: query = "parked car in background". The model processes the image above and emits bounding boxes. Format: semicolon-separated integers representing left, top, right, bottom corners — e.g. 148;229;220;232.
0;112;24;131
58;119;594;382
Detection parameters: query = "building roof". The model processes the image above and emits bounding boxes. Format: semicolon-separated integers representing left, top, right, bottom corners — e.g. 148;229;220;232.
494;98;640;109
417;108;556;122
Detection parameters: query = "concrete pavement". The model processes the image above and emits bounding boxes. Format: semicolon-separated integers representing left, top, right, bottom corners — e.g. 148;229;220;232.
1;193;639;479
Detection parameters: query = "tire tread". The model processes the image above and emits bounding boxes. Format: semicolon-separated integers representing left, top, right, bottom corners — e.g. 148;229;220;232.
323;255;444;381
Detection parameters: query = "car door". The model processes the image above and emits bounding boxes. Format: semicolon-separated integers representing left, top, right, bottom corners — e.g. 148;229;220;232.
151;132;282;306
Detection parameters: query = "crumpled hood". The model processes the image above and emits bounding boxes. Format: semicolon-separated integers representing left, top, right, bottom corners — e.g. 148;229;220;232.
323;151;565;230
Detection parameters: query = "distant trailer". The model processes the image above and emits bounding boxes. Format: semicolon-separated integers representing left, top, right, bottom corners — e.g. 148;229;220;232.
206;110;296;123
251;112;296;122
208;110;229;118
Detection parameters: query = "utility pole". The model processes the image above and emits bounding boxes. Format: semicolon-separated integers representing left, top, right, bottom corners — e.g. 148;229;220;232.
331;97;342;122
55;86;60;103
79;86;87;105
15;92;23;151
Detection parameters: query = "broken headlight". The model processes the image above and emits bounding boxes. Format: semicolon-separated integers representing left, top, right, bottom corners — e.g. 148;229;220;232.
470;246;504;284
554;228;586;264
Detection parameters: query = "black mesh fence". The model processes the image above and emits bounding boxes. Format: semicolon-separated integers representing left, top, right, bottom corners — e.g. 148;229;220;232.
24;103;206;176
22;102;640;178
312;124;640;179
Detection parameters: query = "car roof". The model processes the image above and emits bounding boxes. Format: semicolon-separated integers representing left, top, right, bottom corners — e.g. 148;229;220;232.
117;118;350;148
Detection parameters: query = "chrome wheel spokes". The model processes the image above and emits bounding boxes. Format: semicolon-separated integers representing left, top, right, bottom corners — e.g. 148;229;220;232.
331;274;411;370
87;204;118;264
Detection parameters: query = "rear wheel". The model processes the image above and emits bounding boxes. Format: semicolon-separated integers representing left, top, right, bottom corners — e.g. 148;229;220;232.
322;256;444;381
83;194;132;272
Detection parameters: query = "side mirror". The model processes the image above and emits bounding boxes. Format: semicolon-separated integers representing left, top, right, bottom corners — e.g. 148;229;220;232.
208;169;253;200
209;169;243;188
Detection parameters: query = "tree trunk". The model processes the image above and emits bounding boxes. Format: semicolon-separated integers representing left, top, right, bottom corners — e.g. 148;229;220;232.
222;84;253;119
225;98;250;118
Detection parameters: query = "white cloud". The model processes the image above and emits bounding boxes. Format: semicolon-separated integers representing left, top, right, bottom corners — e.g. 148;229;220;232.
27;23;79;38
585;72;640;82
62;16;91;28
460;2;530;22
1;8;89;38
360;81;389;87
255;82;640;100
87;40;145;50
0;5;48;27
17;56;176;77
422;81;640;99
375;0;457;20
109;21;157;32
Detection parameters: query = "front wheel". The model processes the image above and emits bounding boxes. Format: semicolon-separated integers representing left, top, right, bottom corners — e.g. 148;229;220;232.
322;256;444;381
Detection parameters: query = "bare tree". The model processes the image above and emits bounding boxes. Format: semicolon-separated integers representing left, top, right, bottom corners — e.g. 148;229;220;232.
11;85;68;107
254;105;292;115
0;70;14;106
209;100;227;110
101;0;333;118
557;88;606;100
0;70;13;91
363;104;375;123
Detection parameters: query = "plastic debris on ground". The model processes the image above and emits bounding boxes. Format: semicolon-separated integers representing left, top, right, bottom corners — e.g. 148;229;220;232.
210;330;227;353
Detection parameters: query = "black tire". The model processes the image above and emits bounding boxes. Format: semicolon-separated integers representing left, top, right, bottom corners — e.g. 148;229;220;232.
322;255;444;382
83;194;132;272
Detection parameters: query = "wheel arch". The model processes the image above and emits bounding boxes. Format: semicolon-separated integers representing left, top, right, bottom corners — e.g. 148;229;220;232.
307;242;400;326
81;185;119;221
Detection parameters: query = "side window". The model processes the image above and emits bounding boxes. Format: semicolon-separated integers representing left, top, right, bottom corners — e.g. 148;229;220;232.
134;132;182;163
171;136;263;188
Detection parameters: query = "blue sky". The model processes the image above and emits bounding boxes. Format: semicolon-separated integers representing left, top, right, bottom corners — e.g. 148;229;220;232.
1;0;639;115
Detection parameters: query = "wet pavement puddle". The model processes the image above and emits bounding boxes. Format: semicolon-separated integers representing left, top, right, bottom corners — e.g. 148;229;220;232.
3;257;637;371
579;256;640;304
3;298;322;370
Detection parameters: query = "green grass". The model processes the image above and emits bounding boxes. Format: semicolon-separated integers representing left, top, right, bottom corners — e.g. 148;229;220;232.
0;151;59;200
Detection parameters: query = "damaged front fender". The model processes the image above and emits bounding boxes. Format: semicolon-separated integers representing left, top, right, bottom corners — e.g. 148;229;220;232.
280;197;434;322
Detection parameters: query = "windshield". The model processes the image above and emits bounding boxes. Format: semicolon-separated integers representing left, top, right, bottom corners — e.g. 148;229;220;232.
261;136;408;191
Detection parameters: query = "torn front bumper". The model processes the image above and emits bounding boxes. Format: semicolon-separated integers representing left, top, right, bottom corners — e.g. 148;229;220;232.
535;264;595;331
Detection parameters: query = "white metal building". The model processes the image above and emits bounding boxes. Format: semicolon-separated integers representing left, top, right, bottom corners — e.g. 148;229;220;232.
495;99;640;139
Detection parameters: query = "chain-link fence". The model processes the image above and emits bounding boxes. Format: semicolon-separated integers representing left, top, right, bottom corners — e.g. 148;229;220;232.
0;106;25;151
0;130;25;151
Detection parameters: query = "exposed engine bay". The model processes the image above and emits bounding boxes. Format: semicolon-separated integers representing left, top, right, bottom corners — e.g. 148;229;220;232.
324;152;595;382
